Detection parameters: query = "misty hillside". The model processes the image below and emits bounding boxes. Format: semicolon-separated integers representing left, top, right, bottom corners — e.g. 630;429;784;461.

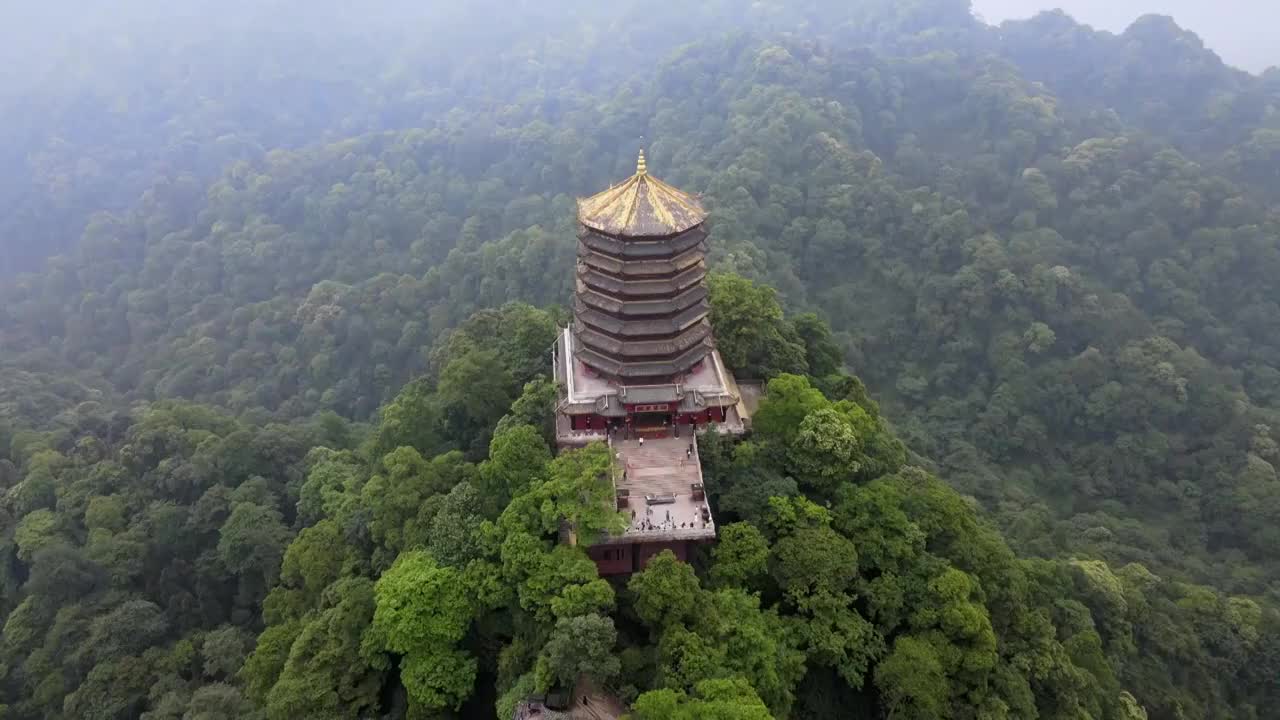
2;1;1279;719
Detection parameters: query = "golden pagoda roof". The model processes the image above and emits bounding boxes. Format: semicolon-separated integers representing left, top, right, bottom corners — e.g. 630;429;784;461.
577;150;707;238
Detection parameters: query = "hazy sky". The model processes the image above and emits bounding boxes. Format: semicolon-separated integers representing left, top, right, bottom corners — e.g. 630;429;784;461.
972;0;1277;73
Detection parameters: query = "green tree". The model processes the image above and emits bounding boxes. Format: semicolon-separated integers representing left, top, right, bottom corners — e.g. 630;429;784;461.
261;577;385;719
479;422;551;516
201;625;254;680
631;677;774;720
710;522;770;589
494;376;560;447
437;348;516;455
535;614;621;690
875;635;949;720
501;442;625;544
708;273;807;378
13;508;61;562
629;551;702;629
217;503;291;584
279;519;348;601
752;374;828;444
371;551;477;712
791;312;844;378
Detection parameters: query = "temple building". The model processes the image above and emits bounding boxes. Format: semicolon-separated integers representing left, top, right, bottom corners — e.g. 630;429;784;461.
552;150;748;576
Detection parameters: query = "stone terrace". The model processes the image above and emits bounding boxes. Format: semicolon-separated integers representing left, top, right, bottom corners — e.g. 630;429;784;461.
602;435;715;545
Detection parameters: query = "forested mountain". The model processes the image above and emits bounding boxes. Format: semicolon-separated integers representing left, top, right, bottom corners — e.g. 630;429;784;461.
2;1;1279;718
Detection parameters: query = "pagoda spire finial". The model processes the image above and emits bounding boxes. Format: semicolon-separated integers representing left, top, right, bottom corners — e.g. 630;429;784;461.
636;148;647;176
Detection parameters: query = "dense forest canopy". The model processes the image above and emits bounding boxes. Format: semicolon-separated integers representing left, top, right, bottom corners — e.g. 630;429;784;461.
2;1;1279;718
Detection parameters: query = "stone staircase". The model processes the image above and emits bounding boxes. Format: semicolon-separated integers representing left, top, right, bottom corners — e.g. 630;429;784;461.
615;436;700;496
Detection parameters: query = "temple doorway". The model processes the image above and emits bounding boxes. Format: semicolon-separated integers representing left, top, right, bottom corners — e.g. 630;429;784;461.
631;412;670;432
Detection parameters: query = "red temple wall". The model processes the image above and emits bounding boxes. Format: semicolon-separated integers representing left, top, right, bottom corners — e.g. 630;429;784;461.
567;407;726;431
635;540;689;568
587;544;634;576
589;540;694;576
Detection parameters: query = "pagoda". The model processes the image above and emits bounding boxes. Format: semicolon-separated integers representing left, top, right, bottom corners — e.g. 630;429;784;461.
552;151;747;575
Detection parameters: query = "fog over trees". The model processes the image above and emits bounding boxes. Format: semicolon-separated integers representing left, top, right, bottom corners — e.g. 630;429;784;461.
2;1;1279;719
974;0;1278;72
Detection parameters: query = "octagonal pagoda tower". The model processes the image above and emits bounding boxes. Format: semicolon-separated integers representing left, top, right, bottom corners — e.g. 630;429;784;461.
571;149;713;383
554;151;744;444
